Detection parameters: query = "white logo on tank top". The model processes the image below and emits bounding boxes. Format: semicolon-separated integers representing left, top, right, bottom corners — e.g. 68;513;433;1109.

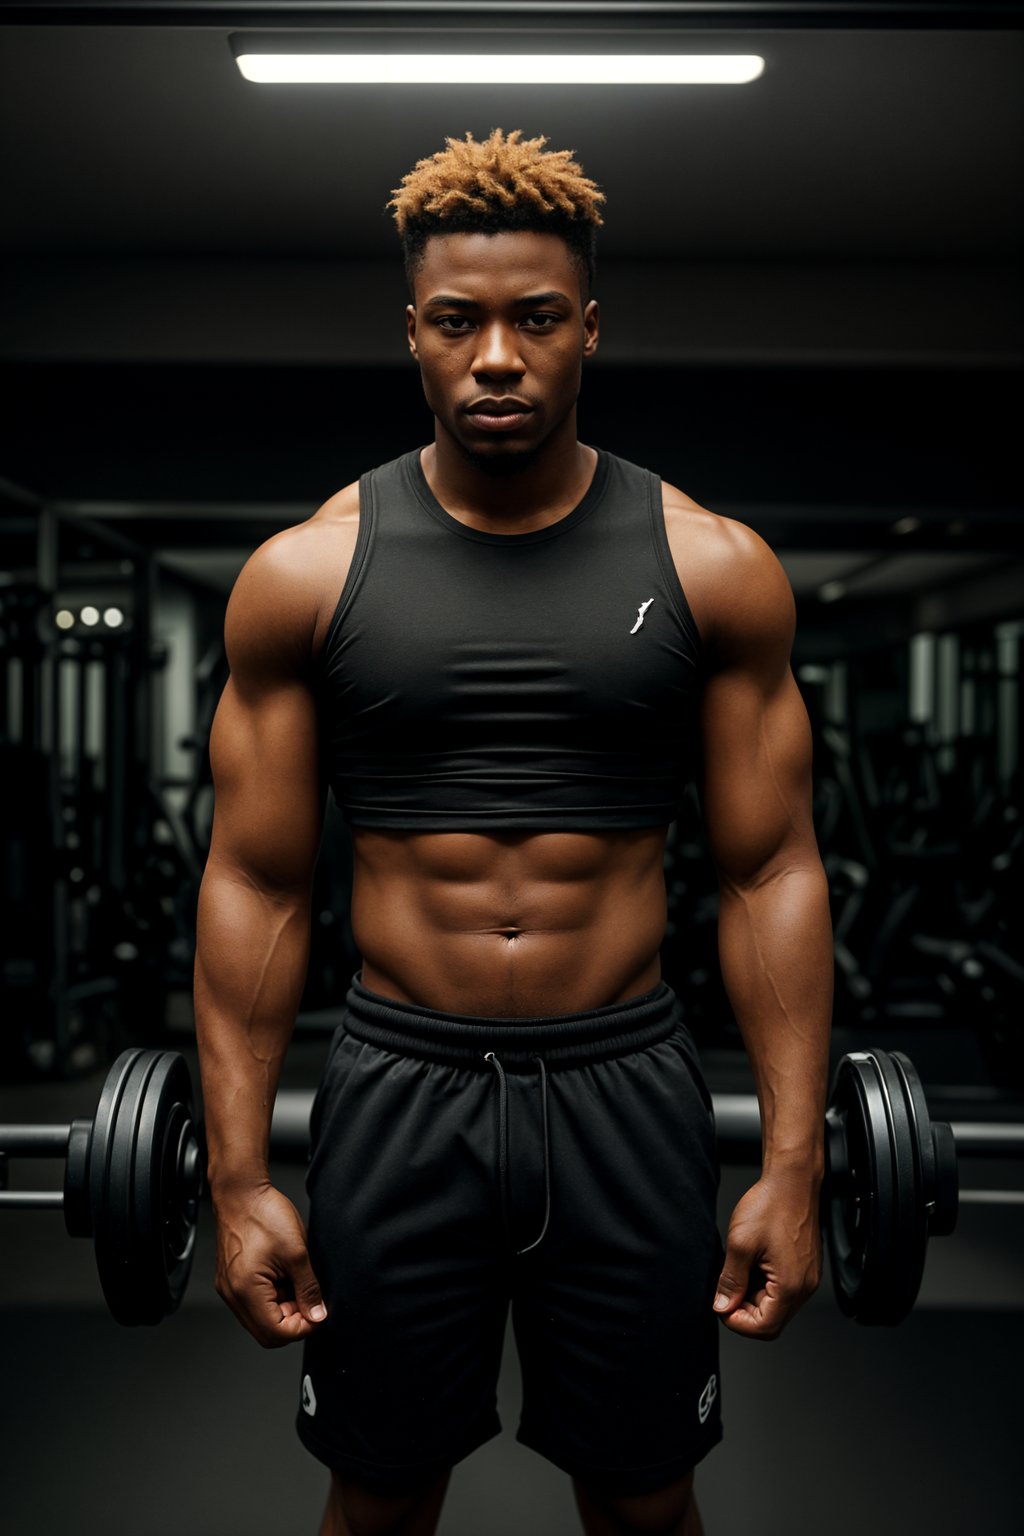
698;1372;718;1424
630;598;655;635
301;1374;317;1417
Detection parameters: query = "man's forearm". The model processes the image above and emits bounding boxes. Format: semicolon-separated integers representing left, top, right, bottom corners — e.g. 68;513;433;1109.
194;861;313;1194
716;861;833;1181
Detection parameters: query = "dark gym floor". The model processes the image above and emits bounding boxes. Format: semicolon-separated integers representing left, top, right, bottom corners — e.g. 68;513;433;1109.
2;1004;1021;1536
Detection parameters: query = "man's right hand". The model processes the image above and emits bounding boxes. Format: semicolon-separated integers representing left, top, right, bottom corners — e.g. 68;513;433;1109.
212;1183;328;1348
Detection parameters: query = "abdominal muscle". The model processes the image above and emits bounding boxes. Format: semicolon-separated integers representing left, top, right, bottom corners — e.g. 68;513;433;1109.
350;825;671;1019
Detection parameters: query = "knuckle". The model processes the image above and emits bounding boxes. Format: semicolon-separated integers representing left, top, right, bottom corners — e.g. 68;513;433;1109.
726;1235;755;1258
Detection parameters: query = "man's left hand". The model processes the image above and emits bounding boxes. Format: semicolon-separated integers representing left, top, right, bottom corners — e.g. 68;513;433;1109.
712;1172;823;1340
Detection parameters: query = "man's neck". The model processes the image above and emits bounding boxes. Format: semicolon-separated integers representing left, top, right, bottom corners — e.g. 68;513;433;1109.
420;437;597;534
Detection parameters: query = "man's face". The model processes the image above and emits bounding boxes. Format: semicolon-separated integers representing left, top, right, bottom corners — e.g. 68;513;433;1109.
406;230;599;476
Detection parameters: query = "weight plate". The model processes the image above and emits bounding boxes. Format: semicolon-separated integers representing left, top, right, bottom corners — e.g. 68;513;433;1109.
929;1120;960;1237
889;1049;959;1240
132;1052;200;1313
889;1050;936;1202
63;1118;93;1238
871;1050;926;1324
826;1048;948;1326
90;1048;147;1323
87;1047;142;1281
91;1049;200;1325
825;1051;899;1325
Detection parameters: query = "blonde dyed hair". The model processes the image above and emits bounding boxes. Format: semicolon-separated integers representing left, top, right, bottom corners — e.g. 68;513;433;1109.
386;128;606;305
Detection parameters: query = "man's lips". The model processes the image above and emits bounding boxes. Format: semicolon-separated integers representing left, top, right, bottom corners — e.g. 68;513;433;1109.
466;399;534;415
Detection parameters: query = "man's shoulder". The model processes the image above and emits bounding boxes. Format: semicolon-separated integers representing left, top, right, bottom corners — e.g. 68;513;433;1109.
660;477;752;548
658;480;792;654
225;479;364;671
239;481;359;590
660;479;707;517
311;478;361;525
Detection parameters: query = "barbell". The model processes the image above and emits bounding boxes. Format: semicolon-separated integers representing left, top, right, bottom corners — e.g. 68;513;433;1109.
2;1044;1022;1328
0;1048;201;1325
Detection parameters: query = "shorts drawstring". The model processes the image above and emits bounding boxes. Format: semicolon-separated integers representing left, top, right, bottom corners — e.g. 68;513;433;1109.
483;1051;510;1241
484;1050;551;1255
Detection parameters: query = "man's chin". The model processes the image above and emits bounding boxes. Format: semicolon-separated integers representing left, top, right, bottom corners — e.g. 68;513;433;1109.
458;435;545;478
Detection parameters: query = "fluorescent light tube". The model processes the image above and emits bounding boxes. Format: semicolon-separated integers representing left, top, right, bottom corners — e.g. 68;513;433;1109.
235;54;765;86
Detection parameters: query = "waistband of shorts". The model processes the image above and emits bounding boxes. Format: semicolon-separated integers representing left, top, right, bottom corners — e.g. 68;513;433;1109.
342;970;684;1071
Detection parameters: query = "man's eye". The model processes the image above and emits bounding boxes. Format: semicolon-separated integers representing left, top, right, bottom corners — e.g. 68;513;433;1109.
435;314;559;331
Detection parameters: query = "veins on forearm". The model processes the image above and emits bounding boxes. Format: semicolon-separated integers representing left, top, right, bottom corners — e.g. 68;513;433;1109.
719;869;830;1094
718;865;825;1046
200;869;310;1094
717;868;832;1151
236;901;303;1081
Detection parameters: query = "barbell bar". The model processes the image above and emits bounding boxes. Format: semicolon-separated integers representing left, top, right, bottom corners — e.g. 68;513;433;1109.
2;1045;1022;1327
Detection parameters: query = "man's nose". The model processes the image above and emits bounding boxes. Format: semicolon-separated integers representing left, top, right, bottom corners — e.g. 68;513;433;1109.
472;323;525;373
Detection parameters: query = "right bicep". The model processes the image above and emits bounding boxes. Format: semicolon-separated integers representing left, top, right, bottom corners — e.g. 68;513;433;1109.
206;537;326;892
207;676;324;892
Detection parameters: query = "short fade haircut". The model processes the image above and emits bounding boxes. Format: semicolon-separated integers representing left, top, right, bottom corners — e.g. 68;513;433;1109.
386;127;606;309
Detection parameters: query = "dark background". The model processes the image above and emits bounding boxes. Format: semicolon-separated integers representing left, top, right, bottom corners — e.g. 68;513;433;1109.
1;4;1022;1534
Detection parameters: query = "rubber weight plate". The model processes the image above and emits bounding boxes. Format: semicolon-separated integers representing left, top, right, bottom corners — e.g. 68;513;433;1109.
90;1049;201;1325
871;1049;927;1324
825;1048;949;1326
825;1053;893;1323
888;1049;959;1240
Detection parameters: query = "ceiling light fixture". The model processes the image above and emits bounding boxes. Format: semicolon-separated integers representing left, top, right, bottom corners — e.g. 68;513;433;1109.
233;52;765;86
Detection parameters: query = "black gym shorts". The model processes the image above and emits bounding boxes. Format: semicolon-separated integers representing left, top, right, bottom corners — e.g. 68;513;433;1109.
295;971;725;1496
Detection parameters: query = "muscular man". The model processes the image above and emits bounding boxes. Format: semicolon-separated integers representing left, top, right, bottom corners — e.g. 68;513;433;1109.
195;129;832;1536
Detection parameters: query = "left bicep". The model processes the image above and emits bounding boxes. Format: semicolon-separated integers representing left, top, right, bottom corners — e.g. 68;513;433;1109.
696;530;817;882
700;665;816;881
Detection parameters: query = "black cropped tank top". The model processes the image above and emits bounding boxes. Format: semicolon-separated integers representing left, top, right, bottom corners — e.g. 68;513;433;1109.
316;445;704;830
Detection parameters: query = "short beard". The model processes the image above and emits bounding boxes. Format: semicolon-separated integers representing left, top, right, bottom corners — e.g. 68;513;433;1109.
458;440;546;479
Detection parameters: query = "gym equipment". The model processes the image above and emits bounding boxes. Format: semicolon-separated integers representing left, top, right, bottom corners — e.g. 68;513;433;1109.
0;1048;201;1324
0;495;160;1074
4;1043;1023;1327
821;1050;959;1325
1;489;224;1076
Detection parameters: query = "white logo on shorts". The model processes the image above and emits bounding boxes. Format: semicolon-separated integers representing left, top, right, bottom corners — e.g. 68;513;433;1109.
301;1374;317;1417
698;1373;717;1425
